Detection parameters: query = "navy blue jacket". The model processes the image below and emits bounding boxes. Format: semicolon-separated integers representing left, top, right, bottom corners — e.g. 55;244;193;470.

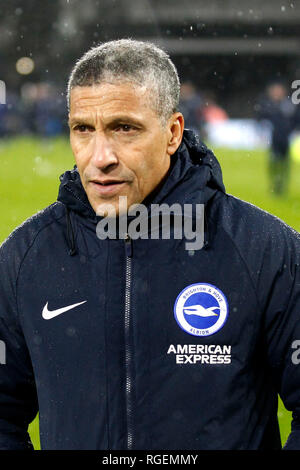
1;130;300;450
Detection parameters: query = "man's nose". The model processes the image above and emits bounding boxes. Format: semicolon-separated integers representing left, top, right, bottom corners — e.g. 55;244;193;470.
91;134;118;169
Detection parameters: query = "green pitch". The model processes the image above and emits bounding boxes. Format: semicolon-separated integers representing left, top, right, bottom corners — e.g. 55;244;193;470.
0;136;298;450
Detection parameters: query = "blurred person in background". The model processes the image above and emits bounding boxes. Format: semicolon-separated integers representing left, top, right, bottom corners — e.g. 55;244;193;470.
178;80;204;137
20;82;67;137
202;91;228;124
0;82;67;138
201;90;229;142
0;91;25;137
255;81;295;195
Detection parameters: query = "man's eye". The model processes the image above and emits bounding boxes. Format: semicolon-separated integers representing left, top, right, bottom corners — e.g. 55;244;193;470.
118;124;135;132
74;125;91;132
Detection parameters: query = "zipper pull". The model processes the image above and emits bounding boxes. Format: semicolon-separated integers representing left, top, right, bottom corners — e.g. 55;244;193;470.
125;233;133;258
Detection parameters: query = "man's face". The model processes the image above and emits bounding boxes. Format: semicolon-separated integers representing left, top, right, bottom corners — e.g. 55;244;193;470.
267;84;286;102
68;82;183;216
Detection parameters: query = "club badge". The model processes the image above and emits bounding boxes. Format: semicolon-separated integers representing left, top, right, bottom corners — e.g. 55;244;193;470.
174;283;229;337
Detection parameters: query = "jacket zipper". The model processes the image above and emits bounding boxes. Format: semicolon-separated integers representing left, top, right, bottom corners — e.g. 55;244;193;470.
124;233;133;449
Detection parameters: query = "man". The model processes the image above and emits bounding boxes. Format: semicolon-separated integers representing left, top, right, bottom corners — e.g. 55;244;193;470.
1;39;300;451
178;81;203;136
255;81;295;195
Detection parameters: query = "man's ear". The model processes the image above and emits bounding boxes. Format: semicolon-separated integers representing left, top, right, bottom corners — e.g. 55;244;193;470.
167;113;185;156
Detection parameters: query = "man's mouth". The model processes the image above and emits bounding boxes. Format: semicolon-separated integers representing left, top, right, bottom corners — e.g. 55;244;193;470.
89;179;127;196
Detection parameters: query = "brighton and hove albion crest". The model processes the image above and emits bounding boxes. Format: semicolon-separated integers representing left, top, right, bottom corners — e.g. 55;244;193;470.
174;283;229;337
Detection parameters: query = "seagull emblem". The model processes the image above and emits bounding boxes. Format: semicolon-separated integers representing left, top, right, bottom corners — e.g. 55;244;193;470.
183;305;220;317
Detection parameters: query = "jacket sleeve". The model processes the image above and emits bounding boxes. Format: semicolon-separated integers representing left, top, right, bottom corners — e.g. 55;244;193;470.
256;220;300;450
0;235;39;450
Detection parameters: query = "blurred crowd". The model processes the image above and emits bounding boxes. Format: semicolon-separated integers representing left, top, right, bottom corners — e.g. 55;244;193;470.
0;79;300;147
0;80;229;139
178;81;228;138
0;82;68;137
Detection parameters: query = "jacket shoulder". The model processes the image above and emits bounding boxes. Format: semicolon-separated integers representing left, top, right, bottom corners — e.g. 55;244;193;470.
212;192;300;251
0;202;65;274
209;193;300;312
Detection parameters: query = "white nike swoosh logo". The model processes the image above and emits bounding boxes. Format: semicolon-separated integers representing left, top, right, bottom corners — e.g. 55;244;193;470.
42;300;87;320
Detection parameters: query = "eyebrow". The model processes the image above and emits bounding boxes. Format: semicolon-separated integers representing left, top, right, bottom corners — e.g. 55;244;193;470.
68;115;145;127
68;116;94;126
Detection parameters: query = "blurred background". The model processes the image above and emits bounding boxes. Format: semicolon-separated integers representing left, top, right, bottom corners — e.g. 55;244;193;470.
0;0;300;140
1;0;300;449
1;0;300;140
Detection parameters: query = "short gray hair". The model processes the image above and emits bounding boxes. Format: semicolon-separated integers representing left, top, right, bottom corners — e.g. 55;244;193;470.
67;39;180;124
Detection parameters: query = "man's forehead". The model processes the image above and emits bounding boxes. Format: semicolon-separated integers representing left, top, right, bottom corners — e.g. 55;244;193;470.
69;83;151;110
68;84;159;124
